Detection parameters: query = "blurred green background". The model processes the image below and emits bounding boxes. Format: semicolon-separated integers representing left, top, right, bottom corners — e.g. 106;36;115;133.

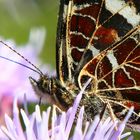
0;0;140;139
0;0;58;68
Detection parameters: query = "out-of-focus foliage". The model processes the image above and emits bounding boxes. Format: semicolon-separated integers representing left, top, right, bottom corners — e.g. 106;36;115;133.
0;0;58;67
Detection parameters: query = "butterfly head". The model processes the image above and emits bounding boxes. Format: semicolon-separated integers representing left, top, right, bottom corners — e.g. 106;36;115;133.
29;75;55;104
29;75;74;111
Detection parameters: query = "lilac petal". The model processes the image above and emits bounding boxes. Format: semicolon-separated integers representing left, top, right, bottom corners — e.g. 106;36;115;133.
66;107;72;123
41;107;51;139
104;121;118;140
0;98;25;140
65;78;92;139
35;105;42;121
59;112;66;132
101;117;113;130
122;107;134;124
35;105;42;139
13;98;25;139
111;107;134;140
72;106;84;140
98;117;118;140
93;119;108;140
1;126;16;140
57;113;67;139
20;109;30;127
20;109;36;140
4;114;17;139
54;126;65;140
98;117;113;132
77;106;84;129
83;122;90;139
84;115;100;140
51;105;57;140
0;128;9;140
121;132;132;139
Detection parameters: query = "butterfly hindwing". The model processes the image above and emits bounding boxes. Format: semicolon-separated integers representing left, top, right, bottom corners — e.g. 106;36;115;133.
78;23;140;128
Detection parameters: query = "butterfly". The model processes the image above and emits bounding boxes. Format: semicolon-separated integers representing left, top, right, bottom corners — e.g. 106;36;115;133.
29;0;140;131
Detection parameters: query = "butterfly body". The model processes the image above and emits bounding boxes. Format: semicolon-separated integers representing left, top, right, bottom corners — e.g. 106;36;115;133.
30;0;140;131
30;76;106;122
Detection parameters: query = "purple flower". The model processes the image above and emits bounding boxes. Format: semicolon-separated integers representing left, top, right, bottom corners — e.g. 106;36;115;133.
0;81;133;140
0;27;53;101
0;27;55;123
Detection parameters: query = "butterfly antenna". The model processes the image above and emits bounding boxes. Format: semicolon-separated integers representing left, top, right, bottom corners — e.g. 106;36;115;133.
0;40;44;76
0;55;41;75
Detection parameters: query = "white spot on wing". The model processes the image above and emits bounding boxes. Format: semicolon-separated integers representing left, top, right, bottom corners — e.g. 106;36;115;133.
73;13;96;24
105;0;140;26
70;31;90;40
73;3;91;10
89;44;100;57
107;51;118;69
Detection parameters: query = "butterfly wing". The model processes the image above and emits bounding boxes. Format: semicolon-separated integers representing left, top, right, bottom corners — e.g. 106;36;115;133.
56;0;104;84
56;0;140;86
78;27;140;124
56;0;140;129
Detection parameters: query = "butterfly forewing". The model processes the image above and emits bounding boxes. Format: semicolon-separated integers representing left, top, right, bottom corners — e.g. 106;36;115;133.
56;0;103;83
57;0;140;84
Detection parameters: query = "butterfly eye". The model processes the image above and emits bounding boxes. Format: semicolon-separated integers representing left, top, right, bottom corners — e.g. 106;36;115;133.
36;77;49;93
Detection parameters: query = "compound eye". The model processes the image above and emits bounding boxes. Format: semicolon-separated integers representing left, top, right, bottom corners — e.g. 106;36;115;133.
43;79;53;93
37;75;52;93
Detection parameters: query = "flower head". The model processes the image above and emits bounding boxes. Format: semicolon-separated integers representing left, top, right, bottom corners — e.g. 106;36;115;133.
0;82;133;140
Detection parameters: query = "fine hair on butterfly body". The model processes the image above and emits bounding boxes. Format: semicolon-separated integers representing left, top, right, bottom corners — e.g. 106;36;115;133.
1;0;140;131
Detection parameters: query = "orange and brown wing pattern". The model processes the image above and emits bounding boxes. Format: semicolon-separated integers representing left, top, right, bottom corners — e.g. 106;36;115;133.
56;0;140;85
78;27;140;124
56;0;140;126
56;0;103;84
